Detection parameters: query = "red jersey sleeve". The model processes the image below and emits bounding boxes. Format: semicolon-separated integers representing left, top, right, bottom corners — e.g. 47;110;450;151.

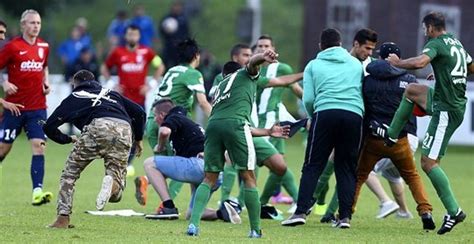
105;49;118;68
146;48;156;63
0;43;12;69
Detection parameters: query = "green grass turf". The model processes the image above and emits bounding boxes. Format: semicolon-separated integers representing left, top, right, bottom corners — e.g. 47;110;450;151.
1;134;473;243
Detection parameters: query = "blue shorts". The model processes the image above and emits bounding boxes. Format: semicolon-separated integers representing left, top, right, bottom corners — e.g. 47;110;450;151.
154;155;204;184
0;109;47;143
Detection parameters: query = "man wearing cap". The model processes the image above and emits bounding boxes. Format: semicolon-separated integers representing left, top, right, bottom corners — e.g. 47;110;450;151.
351;42;436;230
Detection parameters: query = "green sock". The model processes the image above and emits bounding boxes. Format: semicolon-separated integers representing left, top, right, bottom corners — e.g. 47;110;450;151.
244;187;261;232
221;164;237;202
169;180;184;200
238;167;259;205
313;161;334;205
387;95;414;139
260;172;281;204
189;183;211;227
427;166;459;215
281;169;298;202
325;187;339;215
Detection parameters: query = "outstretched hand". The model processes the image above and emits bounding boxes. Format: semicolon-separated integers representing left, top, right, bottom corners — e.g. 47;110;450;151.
269;123;290;138
262;49;279;63
386;53;400;66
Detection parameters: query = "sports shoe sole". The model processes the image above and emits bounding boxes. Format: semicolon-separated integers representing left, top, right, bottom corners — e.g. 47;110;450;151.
145;213;179;220
134;177;147;206
224;201;241;224
281;217;306;226
376;203;399;218
32;192;53;206
96;175;113;211
334;222;351;229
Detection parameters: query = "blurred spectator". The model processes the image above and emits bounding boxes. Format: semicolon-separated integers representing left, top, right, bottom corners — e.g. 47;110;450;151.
130;4;156;47
0;20;6;41
75;17;93;48
57;27;92;81
159;1;190;68
107;10;129;49
67;47;99;82
197;49;221;99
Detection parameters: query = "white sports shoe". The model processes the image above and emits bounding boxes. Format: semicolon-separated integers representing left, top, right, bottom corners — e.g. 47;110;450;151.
396;210;414;219
96;175;113;211
376;200;399;218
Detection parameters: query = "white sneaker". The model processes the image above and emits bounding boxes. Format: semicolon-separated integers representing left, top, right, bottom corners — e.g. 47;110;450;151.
223;201;242;224
96;175;113;211
376;200;399;219
287;203;297;214
396;210;413;219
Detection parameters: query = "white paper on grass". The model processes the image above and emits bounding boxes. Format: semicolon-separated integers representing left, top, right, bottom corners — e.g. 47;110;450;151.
85;209;145;216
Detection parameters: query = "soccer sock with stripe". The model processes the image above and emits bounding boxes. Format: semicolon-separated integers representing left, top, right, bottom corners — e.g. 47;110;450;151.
427;166;459;215
189;182;211;227
387;95;414;139
313;161;334;205
31;155;45;189
325;187;339;215
244;187;261;231
259;172;281;204
281;169;298;202
238;167;259;205
221;164;237;202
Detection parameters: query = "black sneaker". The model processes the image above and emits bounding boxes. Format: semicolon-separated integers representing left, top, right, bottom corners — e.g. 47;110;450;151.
145;205;179;220
437;209;466;235
281;213;306;226
421;212;436;230
332;217;350;229
320;213;336;223
369;120;397;147
261;205;282;220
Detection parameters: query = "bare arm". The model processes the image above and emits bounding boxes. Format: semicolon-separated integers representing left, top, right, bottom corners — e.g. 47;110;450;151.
468;62;474;75
247;50;279;76
43;67;51;94
250;124;290;138
156;126;171;153
290;83;303;99
100;63;111;80
195;92;212;116
387;53;431;70
266;72;303;87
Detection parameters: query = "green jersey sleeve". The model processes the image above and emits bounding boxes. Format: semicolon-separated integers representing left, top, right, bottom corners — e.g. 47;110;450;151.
422;39;440;60
278;63;293;76
256;77;270;88
186;70;206;94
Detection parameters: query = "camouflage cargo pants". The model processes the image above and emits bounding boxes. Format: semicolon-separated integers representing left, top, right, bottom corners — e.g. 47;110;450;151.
57;117;132;215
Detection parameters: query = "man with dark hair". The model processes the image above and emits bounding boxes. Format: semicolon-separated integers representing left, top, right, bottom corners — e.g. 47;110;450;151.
282;28;363;228
353;42;436;230
351;28;378;74
139;98;242;224
44;70;146;228
186;50;289;238
0;20;6;40
373;11;474;234
101;24;164;177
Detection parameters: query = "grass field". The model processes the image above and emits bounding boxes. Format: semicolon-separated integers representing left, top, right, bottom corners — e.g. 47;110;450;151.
0;134;473;243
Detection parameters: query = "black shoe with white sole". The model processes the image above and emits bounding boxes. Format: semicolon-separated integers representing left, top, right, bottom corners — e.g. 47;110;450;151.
332;217;350;229
437;209;466;235
145;206;179;220
421;212;436;230
281;213;306;226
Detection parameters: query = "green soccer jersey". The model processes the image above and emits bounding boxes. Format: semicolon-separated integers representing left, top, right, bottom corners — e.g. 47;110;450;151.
210;68;260;122
422;33;473;111
256;62;293;127
156;64;205;112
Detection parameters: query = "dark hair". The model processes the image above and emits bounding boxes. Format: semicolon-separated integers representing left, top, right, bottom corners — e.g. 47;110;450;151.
422;12;446;31
258;34;274;46
0;20;6;28
320;28;341;50
222;61;242;76
153;98;175;114
230;43;250;59
353;28;378;46
177;38;200;64
126;24;140;32
73;70;95;84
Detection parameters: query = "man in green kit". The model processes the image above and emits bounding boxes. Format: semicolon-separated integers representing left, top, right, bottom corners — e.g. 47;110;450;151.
372;12;474;235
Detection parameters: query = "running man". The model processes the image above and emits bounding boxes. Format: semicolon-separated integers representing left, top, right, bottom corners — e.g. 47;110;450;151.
372;12;473;234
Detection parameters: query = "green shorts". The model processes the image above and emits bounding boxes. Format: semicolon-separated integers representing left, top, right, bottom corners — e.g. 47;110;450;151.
254;137;279;167
204;119;256;172
421;88;465;159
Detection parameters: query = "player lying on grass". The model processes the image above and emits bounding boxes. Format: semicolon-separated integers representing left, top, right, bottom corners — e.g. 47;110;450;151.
187;50;290;238
44;70;145;228
135;98;242;224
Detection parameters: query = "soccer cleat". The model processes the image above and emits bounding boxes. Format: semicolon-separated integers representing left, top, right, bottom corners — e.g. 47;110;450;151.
281;213;306;226
376;200;399;219
134;176;148;206
145;205;179;220
248;229;262;238
96;175;113;211
314;203;328;216
421;212;436;230
126;165;135;177
219;201;242;224
186;224;199;236
369;120;398;147
396;210;414;219
332;217;351;229
437;209;466;235
32;189;53;206
320;213;337;223
261;204;284;220
270;192;293;205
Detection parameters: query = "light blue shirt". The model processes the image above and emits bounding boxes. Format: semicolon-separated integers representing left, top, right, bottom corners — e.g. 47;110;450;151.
303;46;364;117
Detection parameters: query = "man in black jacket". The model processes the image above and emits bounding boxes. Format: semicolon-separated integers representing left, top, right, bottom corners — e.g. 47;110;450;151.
352;43;435;230
45;70;146;228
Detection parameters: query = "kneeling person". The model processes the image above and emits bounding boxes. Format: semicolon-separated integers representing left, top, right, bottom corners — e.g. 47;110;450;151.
44;70;146;228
